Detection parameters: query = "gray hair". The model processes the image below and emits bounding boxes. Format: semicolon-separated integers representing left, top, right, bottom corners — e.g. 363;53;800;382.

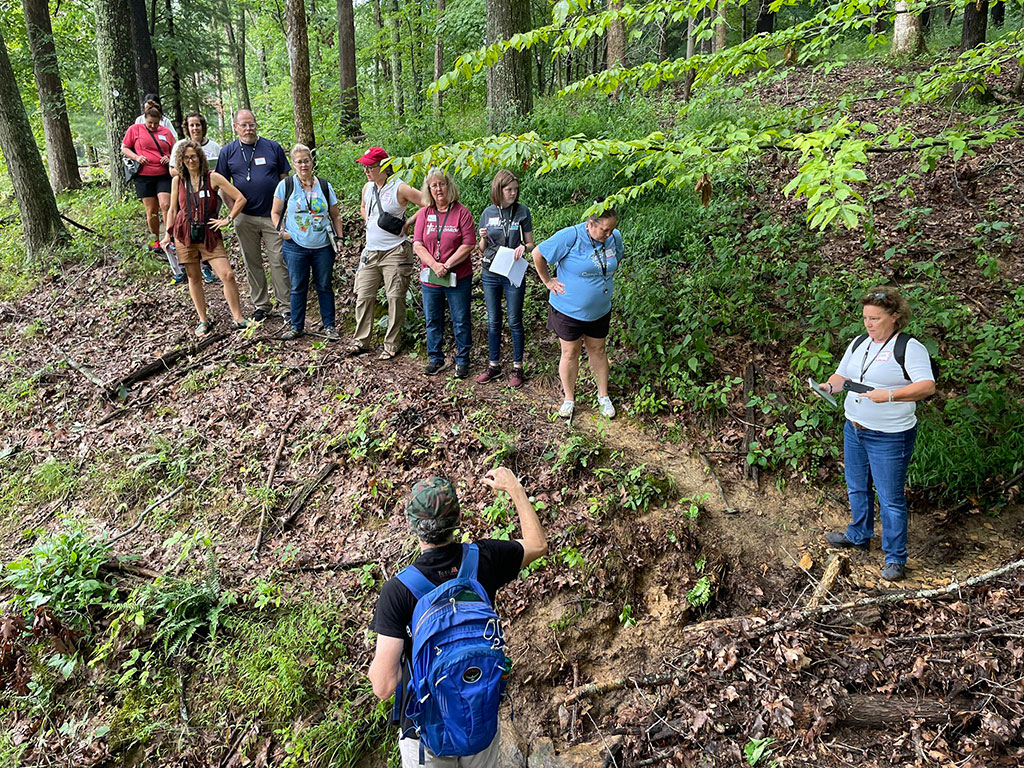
290;143;312;160
421;168;460;208
232;108;256;125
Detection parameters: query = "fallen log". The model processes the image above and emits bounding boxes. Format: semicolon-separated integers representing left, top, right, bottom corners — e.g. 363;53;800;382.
103;332;227;400
282;557;373;574
277;461;339;530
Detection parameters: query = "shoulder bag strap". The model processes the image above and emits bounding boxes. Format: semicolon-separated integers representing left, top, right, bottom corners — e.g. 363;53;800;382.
276;176;294;232
893;333;912;381
850;333;869;353
146;128;167;157
395;565;435;600
457;542;480;581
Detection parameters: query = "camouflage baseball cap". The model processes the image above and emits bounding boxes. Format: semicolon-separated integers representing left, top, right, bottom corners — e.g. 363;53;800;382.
405;477;460;537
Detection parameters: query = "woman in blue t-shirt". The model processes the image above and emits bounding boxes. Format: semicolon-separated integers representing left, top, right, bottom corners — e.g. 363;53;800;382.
476;170;535;388
531;204;623;420
271;144;343;341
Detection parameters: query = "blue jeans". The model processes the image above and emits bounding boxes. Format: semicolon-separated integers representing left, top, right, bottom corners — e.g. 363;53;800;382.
843;420;917;565
422;279;472;366
282;240;336;331
481;268;525;364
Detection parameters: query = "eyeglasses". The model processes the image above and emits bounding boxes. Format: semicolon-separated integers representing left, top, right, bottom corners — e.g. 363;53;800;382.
294;159;312;165
236;122;257;129
184;155;200;162
429;183;448;191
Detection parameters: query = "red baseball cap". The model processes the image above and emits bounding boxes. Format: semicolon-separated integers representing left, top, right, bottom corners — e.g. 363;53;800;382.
357;147;389;166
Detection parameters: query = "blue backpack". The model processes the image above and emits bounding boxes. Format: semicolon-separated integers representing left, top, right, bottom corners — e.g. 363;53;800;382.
394;543;508;760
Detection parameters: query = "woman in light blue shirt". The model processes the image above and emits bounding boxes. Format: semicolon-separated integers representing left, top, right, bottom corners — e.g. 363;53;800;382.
271;144;343;341
531;204;623;420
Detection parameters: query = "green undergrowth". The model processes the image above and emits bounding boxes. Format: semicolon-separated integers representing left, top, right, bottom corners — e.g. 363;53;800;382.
0;522;392;765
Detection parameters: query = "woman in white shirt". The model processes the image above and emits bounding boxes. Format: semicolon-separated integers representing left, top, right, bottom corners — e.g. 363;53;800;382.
818;287;936;582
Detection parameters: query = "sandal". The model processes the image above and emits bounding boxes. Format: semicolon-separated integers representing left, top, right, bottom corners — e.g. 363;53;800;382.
346;344;370;357
378;349;398;361
195;320;215;337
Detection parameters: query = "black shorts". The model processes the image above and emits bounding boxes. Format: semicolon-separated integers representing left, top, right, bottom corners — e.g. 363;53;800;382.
546;305;611;341
133;173;171;199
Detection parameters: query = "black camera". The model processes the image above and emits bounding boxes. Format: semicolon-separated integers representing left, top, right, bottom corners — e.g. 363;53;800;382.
190;222;205;242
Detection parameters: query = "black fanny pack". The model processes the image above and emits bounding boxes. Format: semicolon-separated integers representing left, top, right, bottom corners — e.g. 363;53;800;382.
372;185;405;235
190;222;206;241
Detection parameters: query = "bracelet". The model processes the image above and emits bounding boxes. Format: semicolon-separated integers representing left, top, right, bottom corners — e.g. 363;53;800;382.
888;390;894;402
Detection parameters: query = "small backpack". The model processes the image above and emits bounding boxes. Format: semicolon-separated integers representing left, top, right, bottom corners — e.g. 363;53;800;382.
850;332;939;383
394;543;508;762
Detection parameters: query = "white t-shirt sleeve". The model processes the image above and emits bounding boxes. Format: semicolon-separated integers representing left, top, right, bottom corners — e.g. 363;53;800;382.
904;338;934;383
835;338;857;379
169;139;183;167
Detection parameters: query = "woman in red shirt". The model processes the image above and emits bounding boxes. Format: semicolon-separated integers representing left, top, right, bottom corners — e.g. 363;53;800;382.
121;106;176;265
413;169;476;378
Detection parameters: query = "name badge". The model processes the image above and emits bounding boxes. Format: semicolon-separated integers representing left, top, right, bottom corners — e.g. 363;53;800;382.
488;217;500;226
158;135;168;142
427;214;437;222
198;191;209;199
254;157;267;165
877;351;892;362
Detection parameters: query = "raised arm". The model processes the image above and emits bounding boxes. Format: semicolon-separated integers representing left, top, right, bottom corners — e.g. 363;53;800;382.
482;467;547;568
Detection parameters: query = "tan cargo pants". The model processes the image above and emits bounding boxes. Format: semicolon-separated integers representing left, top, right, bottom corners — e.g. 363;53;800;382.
352;241;416;354
234;213;290;315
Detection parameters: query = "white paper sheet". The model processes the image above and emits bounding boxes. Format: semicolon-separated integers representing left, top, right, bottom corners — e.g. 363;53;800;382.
489;246;529;288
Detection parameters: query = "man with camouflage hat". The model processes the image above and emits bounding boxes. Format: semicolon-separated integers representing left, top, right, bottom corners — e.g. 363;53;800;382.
368;467;547;767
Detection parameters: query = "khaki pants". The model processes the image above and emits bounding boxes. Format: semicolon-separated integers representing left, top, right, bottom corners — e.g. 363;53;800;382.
234;212;290;314
398;727;500;768
353;241;415;354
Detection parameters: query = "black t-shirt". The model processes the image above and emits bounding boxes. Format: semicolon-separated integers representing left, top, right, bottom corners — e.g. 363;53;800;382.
371;539;524;732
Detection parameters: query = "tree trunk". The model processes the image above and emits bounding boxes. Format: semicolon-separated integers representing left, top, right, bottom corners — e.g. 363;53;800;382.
433;0;445;113
486;0;533;132
960;0;988;51
682;16;695;102
286;0;316;148
95;0;138;199
0;24;69;257
658;21;669;61
741;2;747;40
892;2;925;56
755;0;774;34
225;4;251;113
22;0;81;193
337;0;361;135
990;1;1004;27
371;0;389;85
715;0;727;51
607;0;625;67
128;0;158;103
407;13;421;111
214;45;227;136
388;0;404;117
164;0;184;135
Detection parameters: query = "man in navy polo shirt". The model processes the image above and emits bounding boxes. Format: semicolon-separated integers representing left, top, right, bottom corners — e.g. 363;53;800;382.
216;109;291;322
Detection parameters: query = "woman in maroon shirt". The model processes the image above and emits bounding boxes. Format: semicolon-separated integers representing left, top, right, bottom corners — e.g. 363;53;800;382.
121;107;176;261
412;169;476;378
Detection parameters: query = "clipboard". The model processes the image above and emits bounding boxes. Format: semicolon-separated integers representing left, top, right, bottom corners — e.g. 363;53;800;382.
808;378;837;407
420;267;456;288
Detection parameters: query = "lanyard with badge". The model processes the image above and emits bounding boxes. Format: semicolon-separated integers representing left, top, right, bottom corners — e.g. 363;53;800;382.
851;332;896;402
586;231;611;294
433;206;453;260
239;137;261;182
498;203;517;246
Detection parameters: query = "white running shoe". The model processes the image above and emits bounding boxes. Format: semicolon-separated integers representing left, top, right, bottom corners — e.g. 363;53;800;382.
597;396;616;419
557;400;575;419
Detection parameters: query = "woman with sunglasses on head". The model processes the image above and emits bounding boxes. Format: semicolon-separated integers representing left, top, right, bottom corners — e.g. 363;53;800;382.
413;168;476;378
271;144;343;342
531;202;623;420
122;105;177;277
476;170;535;389
161;140;249;336
817;287;936;582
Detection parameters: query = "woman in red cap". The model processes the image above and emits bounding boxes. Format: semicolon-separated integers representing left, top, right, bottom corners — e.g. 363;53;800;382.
350;147;425;359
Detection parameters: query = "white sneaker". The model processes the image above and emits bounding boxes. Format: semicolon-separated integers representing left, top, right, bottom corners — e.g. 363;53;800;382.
597;396;616;418
557;400;575;419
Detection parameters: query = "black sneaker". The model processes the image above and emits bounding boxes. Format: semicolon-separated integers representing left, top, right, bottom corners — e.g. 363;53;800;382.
281;327;303;340
424;360;445;376
252;309;270;322
455;364;469;379
825;531;869;551
881;563;906;581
